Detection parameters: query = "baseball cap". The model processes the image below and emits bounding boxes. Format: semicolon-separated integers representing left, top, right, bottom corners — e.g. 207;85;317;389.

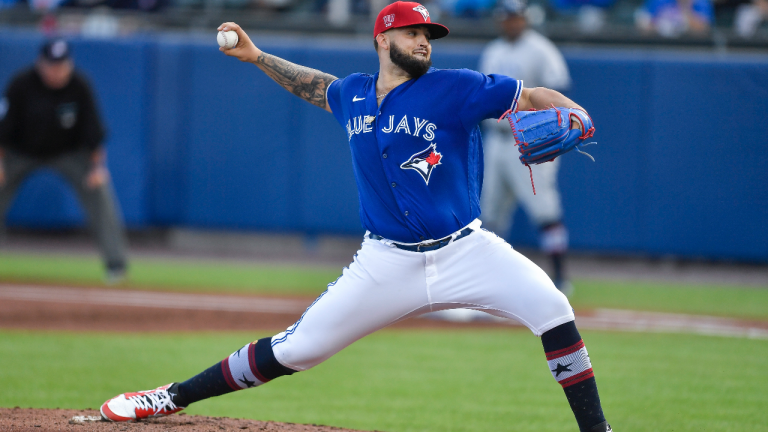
374;1;450;40
497;0;527;16
40;38;71;63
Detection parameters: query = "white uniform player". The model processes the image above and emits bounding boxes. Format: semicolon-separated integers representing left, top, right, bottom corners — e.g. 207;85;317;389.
480;0;574;295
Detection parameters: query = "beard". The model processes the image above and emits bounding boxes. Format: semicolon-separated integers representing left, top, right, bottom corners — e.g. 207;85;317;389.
389;40;432;78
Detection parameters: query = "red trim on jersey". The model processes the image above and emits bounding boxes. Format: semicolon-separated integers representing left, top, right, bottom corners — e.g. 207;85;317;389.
221;357;241;391
248;342;270;384
559;369;595;388
546;340;585;361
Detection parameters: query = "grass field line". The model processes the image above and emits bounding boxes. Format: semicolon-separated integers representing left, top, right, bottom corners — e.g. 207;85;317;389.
575;309;768;339
3;283;768;340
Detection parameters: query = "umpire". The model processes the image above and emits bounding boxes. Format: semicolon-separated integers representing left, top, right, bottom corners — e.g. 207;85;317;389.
0;38;128;283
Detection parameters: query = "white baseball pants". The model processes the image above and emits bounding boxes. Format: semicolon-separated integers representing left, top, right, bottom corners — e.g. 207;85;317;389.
271;220;574;372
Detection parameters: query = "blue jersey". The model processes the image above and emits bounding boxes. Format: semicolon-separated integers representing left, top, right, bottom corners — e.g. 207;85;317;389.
327;67;521;243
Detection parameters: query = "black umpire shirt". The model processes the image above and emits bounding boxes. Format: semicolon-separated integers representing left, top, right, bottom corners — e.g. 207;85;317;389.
0;67;105;160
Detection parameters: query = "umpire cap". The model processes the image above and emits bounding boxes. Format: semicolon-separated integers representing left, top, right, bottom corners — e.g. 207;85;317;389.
40;39;71;63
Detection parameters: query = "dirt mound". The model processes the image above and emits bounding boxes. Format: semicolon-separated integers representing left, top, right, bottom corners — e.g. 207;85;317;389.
0;408;369;432
0;284;512;332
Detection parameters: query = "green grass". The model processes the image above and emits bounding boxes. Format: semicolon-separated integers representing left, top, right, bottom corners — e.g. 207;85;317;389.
1;252;767;319
1;329;766;431
0;252;339;296
570;279;768;320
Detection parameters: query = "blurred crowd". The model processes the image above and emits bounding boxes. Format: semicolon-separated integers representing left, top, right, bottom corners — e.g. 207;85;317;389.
1;0;767;39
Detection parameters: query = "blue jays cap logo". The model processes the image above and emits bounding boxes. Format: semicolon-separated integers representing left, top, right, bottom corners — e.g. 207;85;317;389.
400;143;442;184
412;5;430;21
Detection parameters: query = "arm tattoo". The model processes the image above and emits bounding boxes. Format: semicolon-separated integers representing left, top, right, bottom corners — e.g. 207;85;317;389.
256;52;337;109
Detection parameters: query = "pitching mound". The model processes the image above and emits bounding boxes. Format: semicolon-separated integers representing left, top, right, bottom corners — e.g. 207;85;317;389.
0;408;369;432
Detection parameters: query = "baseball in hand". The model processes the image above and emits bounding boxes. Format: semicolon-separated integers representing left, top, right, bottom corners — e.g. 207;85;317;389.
217;30;238;49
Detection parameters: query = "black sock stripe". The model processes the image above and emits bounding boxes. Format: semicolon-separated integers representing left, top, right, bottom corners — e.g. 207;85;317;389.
254;337;297;380
541;320;581;353
176;361;234;406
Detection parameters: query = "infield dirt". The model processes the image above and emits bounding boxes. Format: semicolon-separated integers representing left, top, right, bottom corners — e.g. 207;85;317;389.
0;408;371;432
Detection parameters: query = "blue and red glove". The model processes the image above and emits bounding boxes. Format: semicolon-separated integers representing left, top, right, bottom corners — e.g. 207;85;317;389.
499;106;597;165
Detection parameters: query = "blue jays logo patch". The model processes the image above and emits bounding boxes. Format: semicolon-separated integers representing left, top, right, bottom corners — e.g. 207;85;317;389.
400;143;442;185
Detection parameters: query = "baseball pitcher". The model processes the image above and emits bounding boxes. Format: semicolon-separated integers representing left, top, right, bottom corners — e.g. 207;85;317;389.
99;3;610;431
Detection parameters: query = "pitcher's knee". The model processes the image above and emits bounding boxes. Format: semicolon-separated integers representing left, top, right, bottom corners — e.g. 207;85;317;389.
271;337;335;372
526;278;574;335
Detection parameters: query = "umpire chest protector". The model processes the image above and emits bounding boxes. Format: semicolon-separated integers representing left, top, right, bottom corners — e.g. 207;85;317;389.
327;67;521;243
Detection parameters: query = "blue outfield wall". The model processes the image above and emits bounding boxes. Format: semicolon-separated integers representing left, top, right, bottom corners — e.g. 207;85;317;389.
0;31;766;262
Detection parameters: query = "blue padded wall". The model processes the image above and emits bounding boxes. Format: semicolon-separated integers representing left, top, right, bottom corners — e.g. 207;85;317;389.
642;55;768;260
147;36;192;225
182;42;303;230
1;30;766;261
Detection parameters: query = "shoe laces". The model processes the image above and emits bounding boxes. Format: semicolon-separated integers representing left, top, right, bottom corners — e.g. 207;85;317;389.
128;389;179;415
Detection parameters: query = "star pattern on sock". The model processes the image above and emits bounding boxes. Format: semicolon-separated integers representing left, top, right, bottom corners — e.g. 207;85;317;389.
238;373;256;388
551;362;573;377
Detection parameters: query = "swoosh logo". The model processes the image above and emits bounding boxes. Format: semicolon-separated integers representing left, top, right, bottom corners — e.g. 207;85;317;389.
352;96;365;102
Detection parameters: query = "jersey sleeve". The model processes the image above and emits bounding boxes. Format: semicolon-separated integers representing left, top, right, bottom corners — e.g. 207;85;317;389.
325;76;346;127
457;69;522;131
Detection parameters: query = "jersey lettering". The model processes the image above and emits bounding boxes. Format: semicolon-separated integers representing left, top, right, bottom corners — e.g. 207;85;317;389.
394;115;411;134
382;115;394;133
412;118;428;137
355;116;365;134
423;123;436;141
345;110;440;143
346;115;375;140
380;115;437;141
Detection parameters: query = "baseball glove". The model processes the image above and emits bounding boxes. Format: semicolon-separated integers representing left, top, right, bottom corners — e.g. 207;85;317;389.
499;106;597;166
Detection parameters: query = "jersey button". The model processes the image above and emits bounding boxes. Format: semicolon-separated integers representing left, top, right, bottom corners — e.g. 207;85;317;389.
419;236;425;240
382;153;388;159
391;182;396;188
404;211;409;216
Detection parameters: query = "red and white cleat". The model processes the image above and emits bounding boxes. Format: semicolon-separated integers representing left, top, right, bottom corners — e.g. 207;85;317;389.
100;383;185;422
